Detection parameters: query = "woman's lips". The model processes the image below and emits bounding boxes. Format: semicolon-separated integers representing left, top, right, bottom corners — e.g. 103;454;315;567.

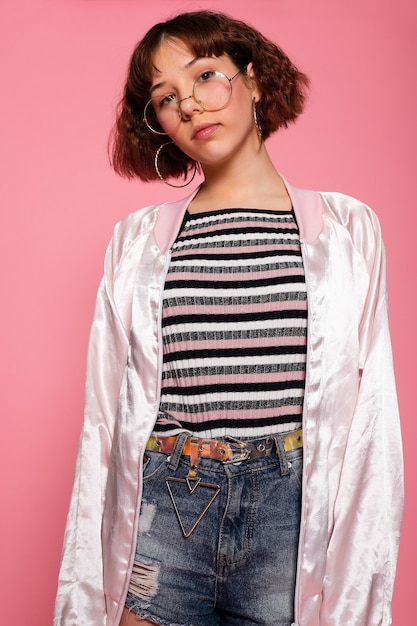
192;123;219;140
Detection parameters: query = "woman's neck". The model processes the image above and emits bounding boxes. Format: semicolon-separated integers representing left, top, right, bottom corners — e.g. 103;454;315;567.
189;145;291;214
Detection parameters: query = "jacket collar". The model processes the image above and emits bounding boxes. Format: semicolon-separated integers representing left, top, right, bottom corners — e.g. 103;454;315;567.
154;175;323;253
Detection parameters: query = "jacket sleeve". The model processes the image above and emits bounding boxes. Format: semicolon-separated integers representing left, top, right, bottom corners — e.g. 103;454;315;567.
320;206;404;625
53;233;131;626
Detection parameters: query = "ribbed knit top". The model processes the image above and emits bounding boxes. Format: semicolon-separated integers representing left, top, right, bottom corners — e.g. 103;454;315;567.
155;208;307;439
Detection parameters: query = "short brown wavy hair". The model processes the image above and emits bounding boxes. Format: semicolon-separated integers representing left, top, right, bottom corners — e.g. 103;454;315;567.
111;10;309;182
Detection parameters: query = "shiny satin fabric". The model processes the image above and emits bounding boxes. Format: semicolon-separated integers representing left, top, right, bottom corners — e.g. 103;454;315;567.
53;179;403;626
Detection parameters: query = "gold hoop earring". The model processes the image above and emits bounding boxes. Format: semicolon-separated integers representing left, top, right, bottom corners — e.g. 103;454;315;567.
253;99;263;146
154;142;198;188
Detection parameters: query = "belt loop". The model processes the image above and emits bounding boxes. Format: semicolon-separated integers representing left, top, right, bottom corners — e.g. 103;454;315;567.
187;437;200;478
167;432;189;471
274;434;290;476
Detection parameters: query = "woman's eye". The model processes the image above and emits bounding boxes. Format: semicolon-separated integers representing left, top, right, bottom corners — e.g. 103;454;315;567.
197;70;217;83
157;93;177;109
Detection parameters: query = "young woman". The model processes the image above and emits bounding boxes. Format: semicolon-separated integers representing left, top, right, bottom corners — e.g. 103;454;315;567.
54;11;403;626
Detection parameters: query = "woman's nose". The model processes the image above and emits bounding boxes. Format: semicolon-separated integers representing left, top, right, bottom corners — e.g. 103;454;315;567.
178;94;202;118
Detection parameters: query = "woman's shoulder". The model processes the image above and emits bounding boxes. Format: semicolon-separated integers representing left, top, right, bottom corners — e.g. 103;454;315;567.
113;189;196;243
103;193;192;277
112;202;161;243
283;178;380;245
318;191;383;269
319;190;380;230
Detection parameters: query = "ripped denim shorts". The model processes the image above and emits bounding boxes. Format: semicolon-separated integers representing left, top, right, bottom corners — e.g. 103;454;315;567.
124;430;303;626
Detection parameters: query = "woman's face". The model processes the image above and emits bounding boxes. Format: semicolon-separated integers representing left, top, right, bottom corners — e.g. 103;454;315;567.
148;38;261;169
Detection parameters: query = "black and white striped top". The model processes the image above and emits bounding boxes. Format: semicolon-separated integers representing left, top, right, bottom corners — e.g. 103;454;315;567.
155;208;307;439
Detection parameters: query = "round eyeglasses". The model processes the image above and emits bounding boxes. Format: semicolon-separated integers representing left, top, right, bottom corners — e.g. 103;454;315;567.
143;65;248;135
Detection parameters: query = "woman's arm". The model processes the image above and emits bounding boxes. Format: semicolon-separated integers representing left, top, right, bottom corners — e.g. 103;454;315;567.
53;234;131;626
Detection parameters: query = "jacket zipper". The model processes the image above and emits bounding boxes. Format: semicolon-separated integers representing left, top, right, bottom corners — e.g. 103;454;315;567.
292;239;311;626
155;250;172;413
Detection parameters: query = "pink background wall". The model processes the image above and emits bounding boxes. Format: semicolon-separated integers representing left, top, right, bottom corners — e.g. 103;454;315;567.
1;0;415;623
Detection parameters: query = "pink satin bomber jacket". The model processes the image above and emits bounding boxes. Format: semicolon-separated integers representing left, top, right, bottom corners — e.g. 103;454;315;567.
54;179;403;626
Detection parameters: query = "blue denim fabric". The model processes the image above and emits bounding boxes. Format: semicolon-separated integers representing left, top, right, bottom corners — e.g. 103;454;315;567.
125;435;302;626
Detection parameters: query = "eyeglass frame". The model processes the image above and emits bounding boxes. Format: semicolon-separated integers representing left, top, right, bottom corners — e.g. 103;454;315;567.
143;64;249;136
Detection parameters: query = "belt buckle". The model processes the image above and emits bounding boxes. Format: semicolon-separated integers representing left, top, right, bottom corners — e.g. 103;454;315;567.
222;437;251;464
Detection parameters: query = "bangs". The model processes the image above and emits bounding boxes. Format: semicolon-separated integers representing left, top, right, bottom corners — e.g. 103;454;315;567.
161;22;226;59
137;13;251;88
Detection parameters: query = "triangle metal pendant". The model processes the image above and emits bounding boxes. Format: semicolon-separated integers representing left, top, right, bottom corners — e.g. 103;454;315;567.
165;476;221;538
185;476;201;493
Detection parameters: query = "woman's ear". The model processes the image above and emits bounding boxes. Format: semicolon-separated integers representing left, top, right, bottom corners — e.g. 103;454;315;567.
246;62;261;103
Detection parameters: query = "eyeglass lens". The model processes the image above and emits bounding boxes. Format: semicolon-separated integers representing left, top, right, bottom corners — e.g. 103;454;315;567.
144;71;234;134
